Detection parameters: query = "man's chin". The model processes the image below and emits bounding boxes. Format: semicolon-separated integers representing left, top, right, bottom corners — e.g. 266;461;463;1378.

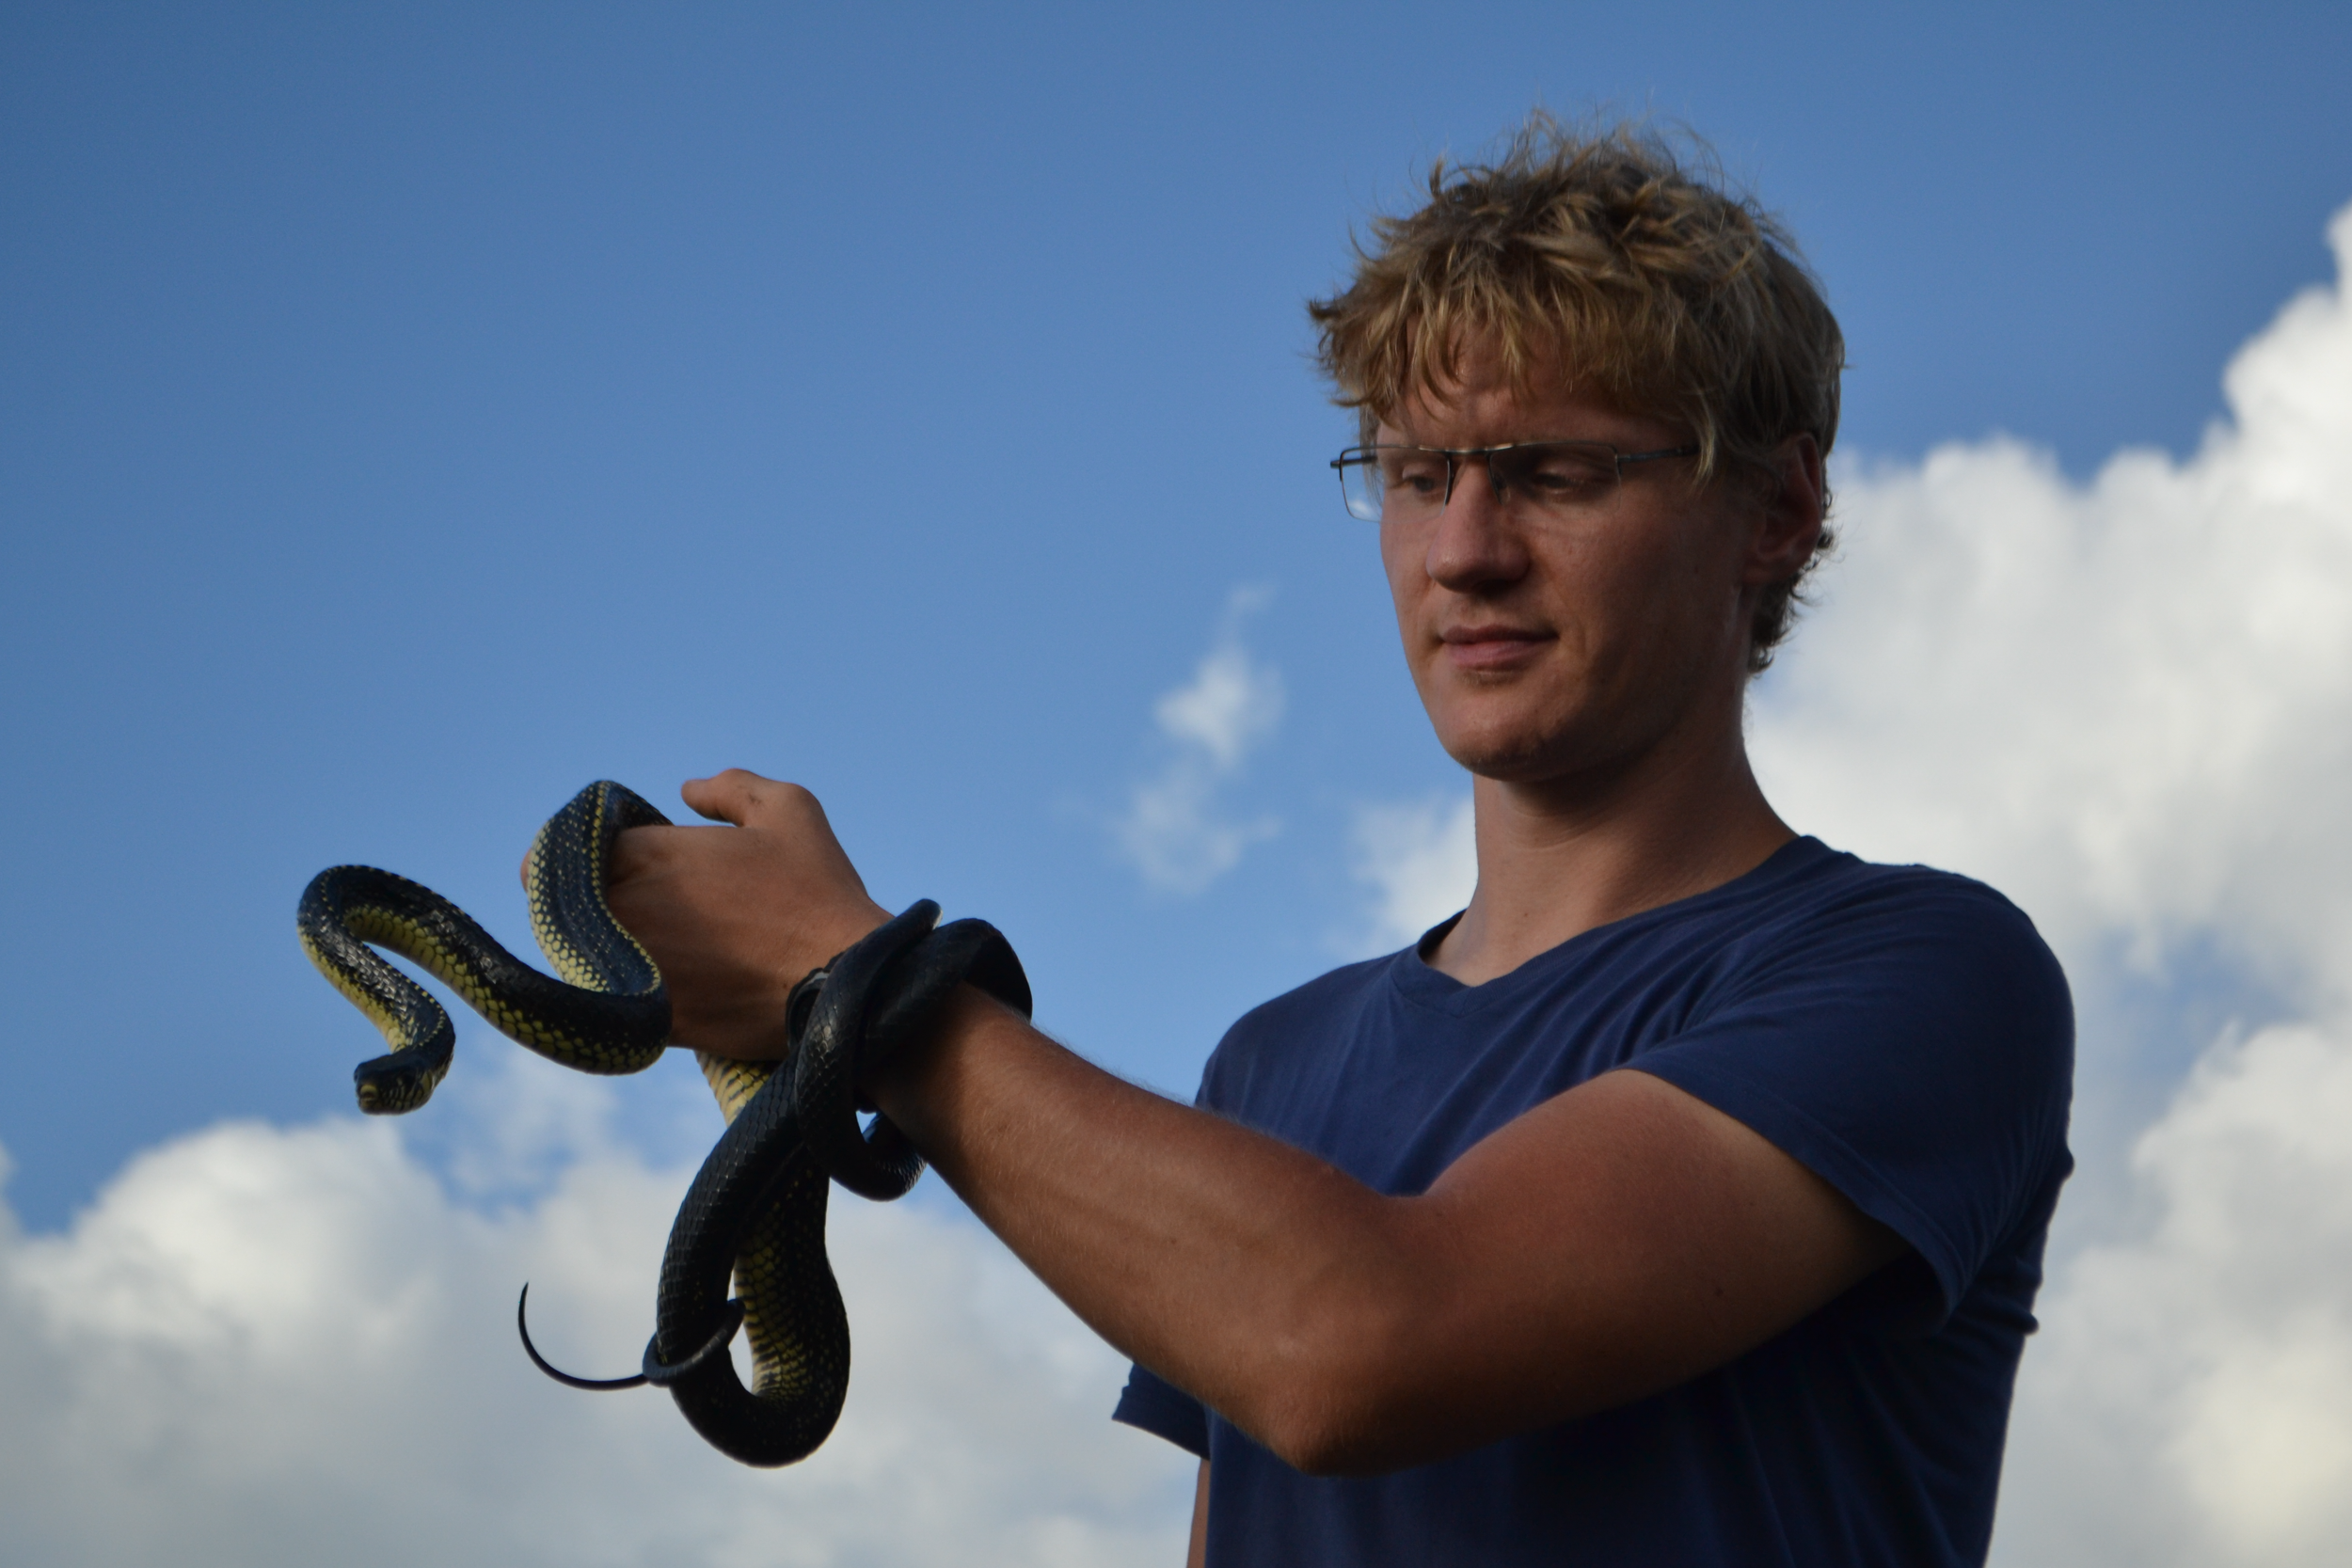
1438;729;1567;783
1438;716;1655;791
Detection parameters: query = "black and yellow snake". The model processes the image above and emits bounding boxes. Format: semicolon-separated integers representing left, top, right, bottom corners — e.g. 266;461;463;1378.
298;781;1028;1466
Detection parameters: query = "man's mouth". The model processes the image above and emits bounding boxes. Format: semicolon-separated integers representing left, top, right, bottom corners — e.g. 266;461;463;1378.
1440;625;1550;672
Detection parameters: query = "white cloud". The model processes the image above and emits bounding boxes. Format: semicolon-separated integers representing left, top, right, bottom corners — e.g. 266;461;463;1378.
1992;1011;2352;1568
1348;793;1476;954
1113;587;1285;895
0;1047;1190;1567
1153;640;1280;773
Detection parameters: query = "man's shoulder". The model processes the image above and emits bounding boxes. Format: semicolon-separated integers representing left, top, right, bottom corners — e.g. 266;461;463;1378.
1729;838;2059;973
1692;843;2074;1081
1736;833;2022;911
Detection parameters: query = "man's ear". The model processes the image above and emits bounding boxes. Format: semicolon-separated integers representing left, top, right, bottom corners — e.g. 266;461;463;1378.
1742;434;1825;585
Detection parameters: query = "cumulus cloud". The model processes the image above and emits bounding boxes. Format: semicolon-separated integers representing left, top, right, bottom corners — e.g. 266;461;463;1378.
1348;793;1476;954
1113;587;1285;894
1992;1013;2352;1568
0;1047;1188;1567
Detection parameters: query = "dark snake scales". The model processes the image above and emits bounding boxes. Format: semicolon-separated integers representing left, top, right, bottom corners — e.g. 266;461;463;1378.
298;780;1029;1465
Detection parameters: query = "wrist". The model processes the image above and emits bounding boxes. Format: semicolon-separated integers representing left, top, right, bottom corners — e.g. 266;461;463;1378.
862;984;1001;1138
799;897;890;971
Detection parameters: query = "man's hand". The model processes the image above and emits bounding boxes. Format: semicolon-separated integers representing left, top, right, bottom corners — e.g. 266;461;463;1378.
563;769;889;1060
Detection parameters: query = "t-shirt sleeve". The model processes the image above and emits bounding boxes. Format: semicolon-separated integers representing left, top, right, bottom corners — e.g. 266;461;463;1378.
1629;874;2073;1331
1112;1362;1211;1456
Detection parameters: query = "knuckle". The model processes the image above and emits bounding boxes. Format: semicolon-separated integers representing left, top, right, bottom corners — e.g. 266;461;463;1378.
610;824;667;869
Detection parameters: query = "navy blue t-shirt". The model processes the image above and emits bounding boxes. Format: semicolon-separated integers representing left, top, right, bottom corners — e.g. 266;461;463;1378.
1113;837;2073;1567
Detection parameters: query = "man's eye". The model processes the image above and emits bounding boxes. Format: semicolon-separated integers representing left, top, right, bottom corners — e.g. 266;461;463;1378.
1521;451;1613;496
1384;458;1447;495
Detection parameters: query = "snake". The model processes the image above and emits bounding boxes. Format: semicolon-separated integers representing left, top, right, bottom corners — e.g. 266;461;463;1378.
297;780;1030;1466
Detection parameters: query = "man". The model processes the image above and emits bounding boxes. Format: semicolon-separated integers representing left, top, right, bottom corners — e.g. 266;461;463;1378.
605;120;2073;1566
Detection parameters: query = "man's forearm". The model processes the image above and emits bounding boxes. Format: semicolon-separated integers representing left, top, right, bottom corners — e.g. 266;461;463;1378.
869;989;1428;1472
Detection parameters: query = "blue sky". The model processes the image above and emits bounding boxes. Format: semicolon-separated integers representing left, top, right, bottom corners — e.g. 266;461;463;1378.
6;0;2347;1227
6;6;2352;1562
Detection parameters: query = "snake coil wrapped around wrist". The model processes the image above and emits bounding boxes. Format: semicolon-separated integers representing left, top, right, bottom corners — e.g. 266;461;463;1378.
299;781;1029;1466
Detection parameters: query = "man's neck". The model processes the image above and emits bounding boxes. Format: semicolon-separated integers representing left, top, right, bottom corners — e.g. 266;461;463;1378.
1427;726;1794;987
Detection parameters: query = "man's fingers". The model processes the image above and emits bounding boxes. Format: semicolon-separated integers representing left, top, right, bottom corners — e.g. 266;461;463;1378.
681;768;774;827
608;822;679;882
681;769;751;826
681;768;820;831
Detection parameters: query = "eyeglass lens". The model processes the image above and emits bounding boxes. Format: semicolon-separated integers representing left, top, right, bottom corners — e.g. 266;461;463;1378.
1340;442;1625;524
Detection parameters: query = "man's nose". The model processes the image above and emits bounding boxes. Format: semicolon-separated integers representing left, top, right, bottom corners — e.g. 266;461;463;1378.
1424;458;1529;590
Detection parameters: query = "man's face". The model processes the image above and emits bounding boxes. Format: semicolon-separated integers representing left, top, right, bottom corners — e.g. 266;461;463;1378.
1377;339;1801;791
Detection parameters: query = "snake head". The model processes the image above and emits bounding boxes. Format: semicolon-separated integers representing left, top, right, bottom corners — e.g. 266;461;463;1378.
354;1045;453;1116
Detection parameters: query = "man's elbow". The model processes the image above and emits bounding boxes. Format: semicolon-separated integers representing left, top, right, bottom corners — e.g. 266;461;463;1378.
1249;1385;1446;1478
1259;1413;1403;1479
1228;1313;1439;1477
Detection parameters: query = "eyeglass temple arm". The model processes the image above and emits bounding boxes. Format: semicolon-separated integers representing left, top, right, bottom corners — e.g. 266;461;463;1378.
1615;444;1700;467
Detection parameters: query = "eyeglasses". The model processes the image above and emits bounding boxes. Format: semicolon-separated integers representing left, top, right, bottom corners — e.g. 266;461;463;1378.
1330;440;1700;525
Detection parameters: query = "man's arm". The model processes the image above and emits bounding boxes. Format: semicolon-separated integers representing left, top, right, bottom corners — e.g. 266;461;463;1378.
611;771;1904;1476
875;986;1898;1474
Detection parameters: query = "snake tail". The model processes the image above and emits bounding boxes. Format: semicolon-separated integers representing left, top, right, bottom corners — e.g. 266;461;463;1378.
633;902;1033;1466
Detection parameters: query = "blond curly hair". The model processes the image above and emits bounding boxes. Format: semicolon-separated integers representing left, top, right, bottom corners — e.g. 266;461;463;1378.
1309;115;1844;671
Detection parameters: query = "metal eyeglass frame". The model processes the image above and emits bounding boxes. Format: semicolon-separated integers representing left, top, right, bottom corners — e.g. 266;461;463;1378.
1330;440;1701;522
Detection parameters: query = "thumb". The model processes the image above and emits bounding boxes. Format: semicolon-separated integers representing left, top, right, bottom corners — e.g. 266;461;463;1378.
680;768;798;828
